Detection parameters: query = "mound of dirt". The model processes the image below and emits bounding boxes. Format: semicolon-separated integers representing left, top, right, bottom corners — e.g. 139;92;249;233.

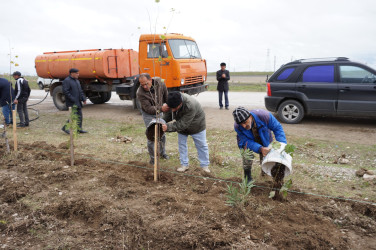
1;142;376;249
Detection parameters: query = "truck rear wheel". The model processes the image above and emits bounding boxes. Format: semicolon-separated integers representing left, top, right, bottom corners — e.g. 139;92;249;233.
103;91;111;103
52;85;68;111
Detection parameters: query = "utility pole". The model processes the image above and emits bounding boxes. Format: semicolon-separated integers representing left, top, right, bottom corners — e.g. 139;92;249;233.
265;48;271;72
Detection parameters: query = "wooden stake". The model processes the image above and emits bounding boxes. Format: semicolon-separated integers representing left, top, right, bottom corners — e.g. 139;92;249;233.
12;110;17;152
69;107;74;166
154;123;158;181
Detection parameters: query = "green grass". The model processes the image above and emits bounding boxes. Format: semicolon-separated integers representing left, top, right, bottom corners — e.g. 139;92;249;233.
207;71;274;76
207;83;266;92
0;74;39;89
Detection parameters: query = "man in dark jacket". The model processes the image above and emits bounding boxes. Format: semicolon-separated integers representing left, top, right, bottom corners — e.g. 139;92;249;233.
61;68;87;134
233;107;287;183
162;92;210;173
137;73;169;164
0;78;16;125
216;62;230;110
12;71;30;127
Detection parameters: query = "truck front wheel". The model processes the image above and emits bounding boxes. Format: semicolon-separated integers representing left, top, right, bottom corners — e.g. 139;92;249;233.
52;85;68;111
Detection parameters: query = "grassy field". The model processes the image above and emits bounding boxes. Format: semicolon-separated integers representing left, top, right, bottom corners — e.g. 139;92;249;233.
0;74;39;89
207;71;274;76
207;83;266;92
7;111;376;203
1;73;268;92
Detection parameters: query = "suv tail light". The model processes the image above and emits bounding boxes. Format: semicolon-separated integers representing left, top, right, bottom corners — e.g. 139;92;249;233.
267;82;271;96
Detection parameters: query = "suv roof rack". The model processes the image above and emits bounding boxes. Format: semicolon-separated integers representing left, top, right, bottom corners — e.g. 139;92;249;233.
286;57;349;65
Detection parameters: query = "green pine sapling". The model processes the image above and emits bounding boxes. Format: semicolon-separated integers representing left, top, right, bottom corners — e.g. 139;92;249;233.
64;105;80;140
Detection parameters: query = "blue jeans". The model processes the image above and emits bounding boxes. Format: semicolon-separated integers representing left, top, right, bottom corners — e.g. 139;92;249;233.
178;129;210;167
218;91;229;108
2;104;16;124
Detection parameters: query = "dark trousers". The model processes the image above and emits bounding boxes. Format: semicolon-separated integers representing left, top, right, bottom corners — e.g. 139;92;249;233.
75;107;83;129
63;107;83;130
17;100;29;125
218;90;229;108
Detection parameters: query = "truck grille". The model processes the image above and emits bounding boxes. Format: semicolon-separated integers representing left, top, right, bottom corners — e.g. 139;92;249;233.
185;75;203;85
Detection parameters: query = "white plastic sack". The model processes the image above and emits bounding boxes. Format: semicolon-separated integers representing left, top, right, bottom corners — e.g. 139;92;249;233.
261;142;293;177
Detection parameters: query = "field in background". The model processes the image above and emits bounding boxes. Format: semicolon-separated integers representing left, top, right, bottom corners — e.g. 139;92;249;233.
207;71;274;76
206;72;270;92
1;72;270;92
0;74;39;89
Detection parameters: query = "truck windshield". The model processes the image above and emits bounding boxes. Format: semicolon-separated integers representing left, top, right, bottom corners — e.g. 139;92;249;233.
168;39;202;59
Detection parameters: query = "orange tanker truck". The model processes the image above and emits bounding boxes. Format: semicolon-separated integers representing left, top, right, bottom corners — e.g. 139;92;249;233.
35;33;208;110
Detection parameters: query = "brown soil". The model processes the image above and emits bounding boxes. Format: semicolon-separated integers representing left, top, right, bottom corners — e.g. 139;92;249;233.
1;142;376;249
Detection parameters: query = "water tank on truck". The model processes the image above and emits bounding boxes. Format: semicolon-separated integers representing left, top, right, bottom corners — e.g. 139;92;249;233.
35;48;139;110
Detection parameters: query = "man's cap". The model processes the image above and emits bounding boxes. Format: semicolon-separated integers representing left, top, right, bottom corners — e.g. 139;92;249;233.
232;107;250;124
220;62;226;66
12;71;21;76
167;91;182;108
69;68;79;74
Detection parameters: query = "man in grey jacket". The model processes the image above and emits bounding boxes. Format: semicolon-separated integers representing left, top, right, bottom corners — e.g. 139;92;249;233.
137;73;169;164
162;92;210;173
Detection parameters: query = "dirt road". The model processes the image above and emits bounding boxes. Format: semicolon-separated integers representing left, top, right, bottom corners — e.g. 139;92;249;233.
29;90;376;145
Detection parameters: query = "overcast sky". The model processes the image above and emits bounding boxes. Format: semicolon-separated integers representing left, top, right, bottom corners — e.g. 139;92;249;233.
1;0;376;75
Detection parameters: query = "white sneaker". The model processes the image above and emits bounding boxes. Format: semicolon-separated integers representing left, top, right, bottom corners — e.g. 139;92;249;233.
202;166;211;173
177;166;189;172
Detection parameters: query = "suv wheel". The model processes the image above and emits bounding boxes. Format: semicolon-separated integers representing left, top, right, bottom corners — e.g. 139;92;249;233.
277;100;304;124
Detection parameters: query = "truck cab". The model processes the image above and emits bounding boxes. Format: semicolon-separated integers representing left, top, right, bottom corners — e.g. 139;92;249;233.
138;34;208;94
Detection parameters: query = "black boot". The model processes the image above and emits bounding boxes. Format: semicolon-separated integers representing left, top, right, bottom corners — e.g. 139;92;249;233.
244;169;252;184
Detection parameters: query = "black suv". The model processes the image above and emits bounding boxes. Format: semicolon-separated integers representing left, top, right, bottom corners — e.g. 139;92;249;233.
264;57;376;123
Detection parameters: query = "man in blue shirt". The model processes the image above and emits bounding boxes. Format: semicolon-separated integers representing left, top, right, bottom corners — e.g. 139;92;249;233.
232;107;287;183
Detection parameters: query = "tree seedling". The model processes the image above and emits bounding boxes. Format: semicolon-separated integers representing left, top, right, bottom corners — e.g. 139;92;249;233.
64;105;80;166
226;178;255;208
240;148;254;161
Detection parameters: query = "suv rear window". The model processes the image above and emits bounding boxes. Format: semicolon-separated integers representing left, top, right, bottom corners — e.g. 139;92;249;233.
302;65;334;82
277;67;295;81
